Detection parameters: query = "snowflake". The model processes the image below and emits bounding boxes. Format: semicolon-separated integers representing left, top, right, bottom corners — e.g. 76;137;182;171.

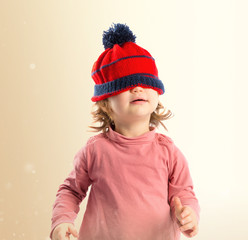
24;163;36;174
29;63;36;70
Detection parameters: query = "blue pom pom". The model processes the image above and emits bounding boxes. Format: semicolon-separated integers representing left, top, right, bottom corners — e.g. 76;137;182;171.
102;23;136;49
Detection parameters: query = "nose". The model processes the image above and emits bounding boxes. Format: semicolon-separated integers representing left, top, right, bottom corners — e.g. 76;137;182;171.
130;86;144;93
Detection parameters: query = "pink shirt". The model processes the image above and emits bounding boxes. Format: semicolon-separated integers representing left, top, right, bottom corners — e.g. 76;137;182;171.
50;126;200;240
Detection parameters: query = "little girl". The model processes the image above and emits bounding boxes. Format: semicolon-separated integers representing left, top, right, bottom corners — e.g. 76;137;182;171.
50;23;200;240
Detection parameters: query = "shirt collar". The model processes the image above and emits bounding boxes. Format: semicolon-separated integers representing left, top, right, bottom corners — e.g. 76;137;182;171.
105;125;156;145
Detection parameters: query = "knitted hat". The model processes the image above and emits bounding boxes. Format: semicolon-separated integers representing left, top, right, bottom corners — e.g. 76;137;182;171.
91;23;165;102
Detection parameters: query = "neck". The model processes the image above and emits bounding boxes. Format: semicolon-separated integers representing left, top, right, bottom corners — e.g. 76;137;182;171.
112;119;151;137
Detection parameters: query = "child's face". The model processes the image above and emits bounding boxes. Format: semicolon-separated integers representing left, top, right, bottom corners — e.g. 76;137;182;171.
107;86;159;124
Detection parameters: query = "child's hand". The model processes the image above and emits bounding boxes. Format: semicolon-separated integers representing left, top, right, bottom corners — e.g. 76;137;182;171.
174;197;199;238
52;223;79;240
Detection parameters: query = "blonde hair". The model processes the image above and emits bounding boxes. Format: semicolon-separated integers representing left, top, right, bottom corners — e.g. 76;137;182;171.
88;98;174;133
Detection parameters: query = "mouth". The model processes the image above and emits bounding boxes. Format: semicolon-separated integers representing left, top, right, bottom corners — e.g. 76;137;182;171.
130;98;148;105
131;98;148;103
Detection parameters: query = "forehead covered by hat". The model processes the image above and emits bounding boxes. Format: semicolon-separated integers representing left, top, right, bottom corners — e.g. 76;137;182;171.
91;23;165;102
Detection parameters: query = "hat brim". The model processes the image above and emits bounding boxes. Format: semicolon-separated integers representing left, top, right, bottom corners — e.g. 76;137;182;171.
91;74;165;102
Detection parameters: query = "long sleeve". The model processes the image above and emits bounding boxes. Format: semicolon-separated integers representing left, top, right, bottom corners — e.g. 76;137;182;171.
50;146;93;239
167;141;200;225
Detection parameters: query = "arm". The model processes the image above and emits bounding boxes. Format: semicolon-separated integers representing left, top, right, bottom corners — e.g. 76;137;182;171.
167;141;200;226
50;146;93;239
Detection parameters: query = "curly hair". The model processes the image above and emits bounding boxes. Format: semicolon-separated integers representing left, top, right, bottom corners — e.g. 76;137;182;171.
88;98;174;133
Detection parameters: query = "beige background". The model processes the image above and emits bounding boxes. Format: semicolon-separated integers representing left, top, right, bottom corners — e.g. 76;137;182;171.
1;0;247;239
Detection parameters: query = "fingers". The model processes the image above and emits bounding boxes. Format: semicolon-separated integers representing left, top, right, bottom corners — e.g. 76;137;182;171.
180;207;191;219
173;199;199;238
55;232;67;240
174;198;192;222
176;206;197;237
189;226;199;237
180;221;194;232
65;235;70;240
68;224;79;238
174;197;183;213
52;223;79;240
180;223;199;238
180;215;192;226
181;225;199;238
174;197;183;221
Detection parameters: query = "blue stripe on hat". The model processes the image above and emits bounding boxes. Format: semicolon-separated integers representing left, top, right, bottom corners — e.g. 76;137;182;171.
91;55;155;76
93;73;165;97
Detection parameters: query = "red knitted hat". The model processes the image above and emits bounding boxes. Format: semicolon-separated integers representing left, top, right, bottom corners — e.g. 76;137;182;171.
91;23;165;102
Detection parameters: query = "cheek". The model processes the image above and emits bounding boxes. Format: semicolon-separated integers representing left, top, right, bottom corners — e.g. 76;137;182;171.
150;95;159;107
114;97;128;110
152;102;158;111
110;101;124;114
